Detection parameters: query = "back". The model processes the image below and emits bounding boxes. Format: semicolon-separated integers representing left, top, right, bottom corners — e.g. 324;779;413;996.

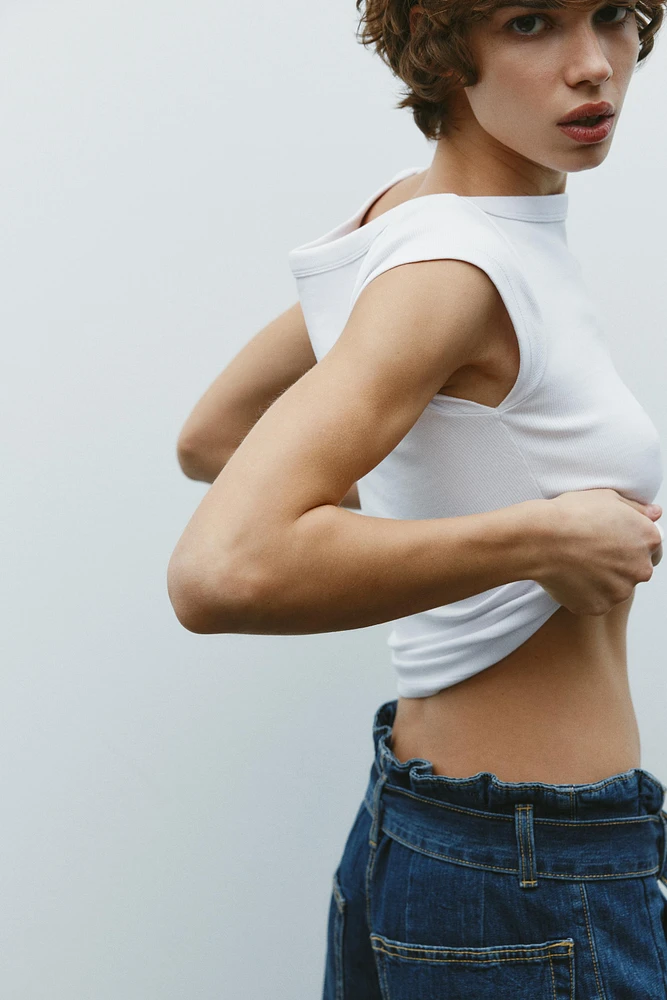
287;167;663;698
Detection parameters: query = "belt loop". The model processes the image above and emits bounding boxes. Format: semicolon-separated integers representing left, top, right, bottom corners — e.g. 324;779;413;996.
369;771;388;849
515;803;538;889
658;809;667;886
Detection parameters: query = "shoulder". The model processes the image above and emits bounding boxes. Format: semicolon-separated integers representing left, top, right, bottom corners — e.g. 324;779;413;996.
359;170;429;227
344;228;514;391
350;195;525;317
347;195;544;395
364;194;510;265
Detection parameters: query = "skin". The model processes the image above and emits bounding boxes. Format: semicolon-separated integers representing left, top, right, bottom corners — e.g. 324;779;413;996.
410;1;639;197
175;3;656;784
388;2;650;783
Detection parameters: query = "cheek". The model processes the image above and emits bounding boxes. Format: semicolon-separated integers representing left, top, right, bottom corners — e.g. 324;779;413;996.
468;45;551;109
617;36;641;77
467;63;549;128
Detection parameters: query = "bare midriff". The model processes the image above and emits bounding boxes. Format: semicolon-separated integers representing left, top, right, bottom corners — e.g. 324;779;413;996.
360;170;642;784
391;595;640;784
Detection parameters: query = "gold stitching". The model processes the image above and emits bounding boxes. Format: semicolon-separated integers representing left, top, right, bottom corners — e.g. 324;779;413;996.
373;945;570;965
370;935;573;955
525;805;535;880
377;784;661;827
579;882;606;999
382;824;658;879
371;948;569;964
517;806;527;881
548;951;557;1000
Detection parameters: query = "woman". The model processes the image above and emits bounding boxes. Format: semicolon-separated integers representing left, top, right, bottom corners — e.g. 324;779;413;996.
169;0;667;994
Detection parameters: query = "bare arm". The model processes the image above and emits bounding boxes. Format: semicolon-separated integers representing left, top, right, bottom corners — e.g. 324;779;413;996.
167;259;553;634
187;457;361;510
187;456;361;509
177;300;317;473
176;301;361;508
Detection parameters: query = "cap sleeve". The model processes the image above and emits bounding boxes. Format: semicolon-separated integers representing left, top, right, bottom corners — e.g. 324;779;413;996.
347;195;547;413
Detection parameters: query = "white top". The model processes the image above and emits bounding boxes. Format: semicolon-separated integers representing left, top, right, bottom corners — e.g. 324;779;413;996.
288;166;663;698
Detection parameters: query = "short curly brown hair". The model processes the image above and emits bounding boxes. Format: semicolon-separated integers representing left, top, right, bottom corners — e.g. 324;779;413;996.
355;0;665;141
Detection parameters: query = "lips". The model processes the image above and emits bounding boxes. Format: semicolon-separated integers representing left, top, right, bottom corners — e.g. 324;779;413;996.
568;115;607;125
557;113;615;143
557;101;615;125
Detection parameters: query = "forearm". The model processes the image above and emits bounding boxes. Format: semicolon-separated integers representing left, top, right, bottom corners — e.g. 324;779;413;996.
193;498;553;635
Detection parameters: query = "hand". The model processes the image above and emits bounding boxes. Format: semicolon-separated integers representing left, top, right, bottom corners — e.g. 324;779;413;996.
537;489;662;616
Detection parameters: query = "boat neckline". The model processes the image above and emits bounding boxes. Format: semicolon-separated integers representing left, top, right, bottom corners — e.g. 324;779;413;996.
288;166;568;274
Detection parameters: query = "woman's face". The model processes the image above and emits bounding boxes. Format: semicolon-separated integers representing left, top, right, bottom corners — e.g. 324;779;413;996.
459;3;641;175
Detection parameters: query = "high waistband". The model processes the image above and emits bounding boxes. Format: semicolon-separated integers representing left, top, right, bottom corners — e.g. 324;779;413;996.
364;699;667;887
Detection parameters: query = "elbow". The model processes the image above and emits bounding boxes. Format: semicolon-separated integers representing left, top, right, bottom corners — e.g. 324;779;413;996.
167;547;264;634
176;436;232;483
176;437;205;481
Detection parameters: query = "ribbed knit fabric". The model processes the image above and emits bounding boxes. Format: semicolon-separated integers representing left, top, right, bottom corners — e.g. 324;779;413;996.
287;166;663;698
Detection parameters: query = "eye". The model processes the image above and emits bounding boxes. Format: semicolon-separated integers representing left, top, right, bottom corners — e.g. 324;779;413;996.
595;3;637;23
505;13;548;37
505;5;636;38
595;3;637;24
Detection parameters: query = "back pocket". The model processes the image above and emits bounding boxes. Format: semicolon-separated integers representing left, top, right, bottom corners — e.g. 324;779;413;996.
370;932;574;999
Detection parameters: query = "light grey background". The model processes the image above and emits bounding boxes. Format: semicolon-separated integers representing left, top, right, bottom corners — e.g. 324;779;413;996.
1;1;665;997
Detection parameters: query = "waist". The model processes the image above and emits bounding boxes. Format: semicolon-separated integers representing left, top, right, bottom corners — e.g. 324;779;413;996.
391;598;638;784
362;764;667;884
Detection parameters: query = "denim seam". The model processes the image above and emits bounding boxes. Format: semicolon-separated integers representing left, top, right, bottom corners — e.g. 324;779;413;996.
578;882;607;1000
334;906;345;1000
366;771;390;997
548;952;557;1000
369;935;573;961
364;843;376;938
378;782;662;829
370;945;571;966
371;933;391;1000
380;825;659;880
369;773;388;848
331;867;347;1000
568;945;576;1000
658;809;667;882
642;875;667;992
332;869;346;915
379;950;391;1000
365;840;390;1000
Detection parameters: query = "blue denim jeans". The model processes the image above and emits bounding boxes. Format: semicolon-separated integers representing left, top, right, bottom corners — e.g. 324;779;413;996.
323;698;667;999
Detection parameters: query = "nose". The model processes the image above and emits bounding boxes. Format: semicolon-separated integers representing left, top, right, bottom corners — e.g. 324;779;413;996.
563;26;613;87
